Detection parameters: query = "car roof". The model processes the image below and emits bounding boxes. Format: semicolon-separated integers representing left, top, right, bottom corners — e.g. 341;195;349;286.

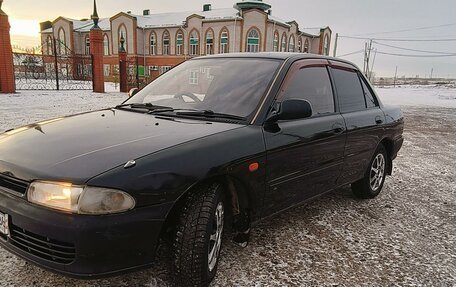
194;52;360;70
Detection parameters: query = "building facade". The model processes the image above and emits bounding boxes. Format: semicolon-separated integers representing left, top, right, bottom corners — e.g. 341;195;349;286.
40;0;332;83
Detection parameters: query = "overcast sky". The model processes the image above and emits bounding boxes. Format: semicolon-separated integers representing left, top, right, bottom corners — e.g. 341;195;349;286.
4;0;456;78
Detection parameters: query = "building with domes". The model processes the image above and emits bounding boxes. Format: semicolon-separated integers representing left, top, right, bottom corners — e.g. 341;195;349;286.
40;0;332;83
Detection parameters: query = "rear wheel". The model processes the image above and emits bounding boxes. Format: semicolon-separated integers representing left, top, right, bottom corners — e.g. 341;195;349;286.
172;183;225;287
352;145;388;199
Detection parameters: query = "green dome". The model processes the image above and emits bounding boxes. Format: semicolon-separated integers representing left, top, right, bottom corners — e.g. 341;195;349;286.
234;0;272;12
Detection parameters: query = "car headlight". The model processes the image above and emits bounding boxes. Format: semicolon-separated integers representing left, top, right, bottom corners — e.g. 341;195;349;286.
27;181;135;215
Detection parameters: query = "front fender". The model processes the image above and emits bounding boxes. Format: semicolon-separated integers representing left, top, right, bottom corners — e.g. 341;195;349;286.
86;126;267;213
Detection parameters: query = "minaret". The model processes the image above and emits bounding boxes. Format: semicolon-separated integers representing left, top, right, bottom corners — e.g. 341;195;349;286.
119;32;126;52
91;0;100;29
89;0;105;93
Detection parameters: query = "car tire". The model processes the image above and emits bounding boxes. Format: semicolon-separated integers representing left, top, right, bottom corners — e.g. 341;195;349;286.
352;145;388;199
172;183;225;287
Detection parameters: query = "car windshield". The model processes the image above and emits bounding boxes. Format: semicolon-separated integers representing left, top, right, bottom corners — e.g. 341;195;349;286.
125;58;282;119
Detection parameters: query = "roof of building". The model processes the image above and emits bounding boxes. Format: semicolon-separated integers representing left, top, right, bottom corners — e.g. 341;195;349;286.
41;3;325;37
135;8;239;28
41;17;110;33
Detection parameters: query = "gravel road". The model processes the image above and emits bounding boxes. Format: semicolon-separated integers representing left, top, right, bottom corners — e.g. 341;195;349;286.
0;91;454;286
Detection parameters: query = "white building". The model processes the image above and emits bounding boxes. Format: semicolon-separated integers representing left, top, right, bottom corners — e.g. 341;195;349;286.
40;0;332;81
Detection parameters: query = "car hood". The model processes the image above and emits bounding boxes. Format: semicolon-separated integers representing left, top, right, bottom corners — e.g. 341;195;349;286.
0;109;243;183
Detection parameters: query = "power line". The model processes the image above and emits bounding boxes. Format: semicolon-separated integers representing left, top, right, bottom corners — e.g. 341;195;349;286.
354;22;456;36
375;51;456;58
339;35;456;42
373;41;456;55
337;50;364;57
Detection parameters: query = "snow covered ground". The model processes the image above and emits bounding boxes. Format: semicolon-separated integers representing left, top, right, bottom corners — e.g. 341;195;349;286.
377;84;456;108
0;83;126;132
0;85;455;286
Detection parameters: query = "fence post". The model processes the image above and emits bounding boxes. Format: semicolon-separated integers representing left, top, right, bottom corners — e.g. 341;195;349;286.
119;51;127;93
53;37;59;91
90;28;104;93
89;0;104;93
135;56;139;89
0;1;16;93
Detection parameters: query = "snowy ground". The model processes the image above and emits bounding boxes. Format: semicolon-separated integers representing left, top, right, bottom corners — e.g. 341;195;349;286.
377;84;456;108
0;86;455;286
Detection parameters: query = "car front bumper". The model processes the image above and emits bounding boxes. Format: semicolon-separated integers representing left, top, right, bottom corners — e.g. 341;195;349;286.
0;189;172;278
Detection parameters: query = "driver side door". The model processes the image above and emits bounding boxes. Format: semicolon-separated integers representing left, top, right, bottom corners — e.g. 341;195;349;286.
262;60;347;215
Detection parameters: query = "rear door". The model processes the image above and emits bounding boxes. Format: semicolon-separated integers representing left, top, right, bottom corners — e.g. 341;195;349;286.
262;60;346;215
329;62;385;185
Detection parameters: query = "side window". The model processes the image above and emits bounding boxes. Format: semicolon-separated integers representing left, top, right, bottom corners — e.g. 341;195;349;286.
332;68;366;113
282;67;335;116
360;76;378;108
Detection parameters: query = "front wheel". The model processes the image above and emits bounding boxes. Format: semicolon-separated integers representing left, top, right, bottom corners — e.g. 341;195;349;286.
172;183;225;287
352;145;388;199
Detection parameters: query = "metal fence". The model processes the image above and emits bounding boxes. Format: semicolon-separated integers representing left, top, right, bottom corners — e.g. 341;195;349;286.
13;39;93;91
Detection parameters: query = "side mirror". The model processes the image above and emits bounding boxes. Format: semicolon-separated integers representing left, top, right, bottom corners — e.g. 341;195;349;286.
128;88;140;98
278;99;313;121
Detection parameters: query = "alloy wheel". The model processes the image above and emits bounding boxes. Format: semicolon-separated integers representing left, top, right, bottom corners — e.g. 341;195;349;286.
208;202;224;272
370;153;385;191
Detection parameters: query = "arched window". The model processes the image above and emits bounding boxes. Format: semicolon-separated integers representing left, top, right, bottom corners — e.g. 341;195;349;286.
220;28;229;54
324;34;330;55
281;33;287;52
288;35;295;52
247;28;260;53
58;28;66;55
297;38;302;53
304;38;310;53
176;31;184;55
103;34;110;55
150;32;157;55
205;29;214;55
163;31;170;55
189;30;199;56
46;36;53;55
118;25;127;52
85;36;90;55
273;31;279;52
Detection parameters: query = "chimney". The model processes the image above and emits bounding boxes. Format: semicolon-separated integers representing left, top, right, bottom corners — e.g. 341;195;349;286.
127;11;131;14
203;4;212;12
143;9;150;16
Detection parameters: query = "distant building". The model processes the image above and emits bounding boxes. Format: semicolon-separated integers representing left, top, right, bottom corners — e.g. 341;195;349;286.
40;0;332;82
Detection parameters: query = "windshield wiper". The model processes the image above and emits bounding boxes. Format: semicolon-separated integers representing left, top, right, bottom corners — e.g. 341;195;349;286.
147;108;246;121
175;110;246;121
116;103;172;110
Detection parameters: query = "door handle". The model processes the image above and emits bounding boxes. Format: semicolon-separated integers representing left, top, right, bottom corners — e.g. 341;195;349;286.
375;116;384;125
332;123;345;134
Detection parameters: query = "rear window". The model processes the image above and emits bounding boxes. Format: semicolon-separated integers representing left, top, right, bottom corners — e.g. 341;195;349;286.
332;68;366;113
360;77;378;108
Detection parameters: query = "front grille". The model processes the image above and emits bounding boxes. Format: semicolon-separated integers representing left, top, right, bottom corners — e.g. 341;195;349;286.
0;174;29;195
9;224;76;264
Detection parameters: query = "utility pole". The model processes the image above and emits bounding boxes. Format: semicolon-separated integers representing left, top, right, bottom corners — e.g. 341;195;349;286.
363;40;373;78
364;42;367;74
430;68;434;79
393;66;398;88
366;40;373;79
369;48;378;82
333;33;338;57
